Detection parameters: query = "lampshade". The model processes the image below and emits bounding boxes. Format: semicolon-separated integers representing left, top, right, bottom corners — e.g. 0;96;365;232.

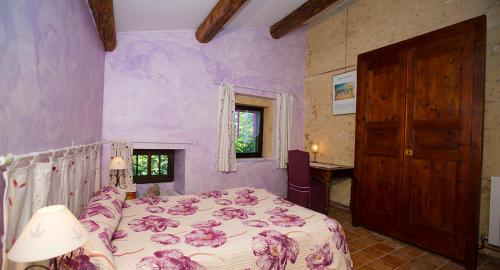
8;205;89;263
109;156;126;170
311;142;320;153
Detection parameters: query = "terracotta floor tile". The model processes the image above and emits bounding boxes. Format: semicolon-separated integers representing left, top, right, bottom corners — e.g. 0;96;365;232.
476;253;489;266
362;245;388;261
352;250;374;267
397;258;437;270
380;254;406;267
344;228;368;240
373;242;397;253
345;234;363;241
389;248;416;263
478;256;500;270
437;262;466;270
382;239;406;250
351;226;373;237
397;245;425;257
340;217;352;223
327;206;500;270
357;235;384;246
358;265;377;270
348;238;370;252
478;261;500;270
485;255;500;265
419;252;449;267
367;233;388;242
367;259;398;270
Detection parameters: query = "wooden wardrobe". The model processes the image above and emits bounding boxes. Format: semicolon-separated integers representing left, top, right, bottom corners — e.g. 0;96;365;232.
352;16;486;269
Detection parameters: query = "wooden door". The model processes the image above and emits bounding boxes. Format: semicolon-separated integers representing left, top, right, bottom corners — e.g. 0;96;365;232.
402;17;485;267
353;46;406;235
353;16;485;269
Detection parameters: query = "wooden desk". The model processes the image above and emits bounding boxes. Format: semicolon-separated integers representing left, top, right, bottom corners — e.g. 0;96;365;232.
310;162;354;213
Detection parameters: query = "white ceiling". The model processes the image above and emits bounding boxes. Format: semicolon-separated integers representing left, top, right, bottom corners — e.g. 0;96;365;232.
113;0;309;32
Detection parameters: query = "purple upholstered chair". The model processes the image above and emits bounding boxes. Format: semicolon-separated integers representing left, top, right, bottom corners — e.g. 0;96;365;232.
287;150;327;213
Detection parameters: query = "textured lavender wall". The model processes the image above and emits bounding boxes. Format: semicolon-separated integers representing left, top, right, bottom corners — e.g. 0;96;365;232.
102;27;305;196
0;0;104;156
0;0;104;253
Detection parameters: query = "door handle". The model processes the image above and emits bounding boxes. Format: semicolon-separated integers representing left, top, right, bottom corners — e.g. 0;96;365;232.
405;149;413;156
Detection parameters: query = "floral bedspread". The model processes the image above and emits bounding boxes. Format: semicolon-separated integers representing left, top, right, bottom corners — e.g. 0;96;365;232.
111;187;352;270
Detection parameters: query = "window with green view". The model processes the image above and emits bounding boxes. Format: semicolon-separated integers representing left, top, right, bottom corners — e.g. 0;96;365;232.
234;104;264;158
132;149;174;183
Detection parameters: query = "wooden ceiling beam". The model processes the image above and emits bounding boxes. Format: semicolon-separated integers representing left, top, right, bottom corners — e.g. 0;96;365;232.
88;0;117;52
270;0;339;39
196;0;248;43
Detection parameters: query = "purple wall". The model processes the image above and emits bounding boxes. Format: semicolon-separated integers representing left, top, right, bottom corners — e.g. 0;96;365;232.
102;27;305;196
0;0;104;253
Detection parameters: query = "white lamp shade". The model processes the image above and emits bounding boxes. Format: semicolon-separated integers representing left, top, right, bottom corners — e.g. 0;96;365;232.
311;142;320;153
109;156;126;170
7;205;89;263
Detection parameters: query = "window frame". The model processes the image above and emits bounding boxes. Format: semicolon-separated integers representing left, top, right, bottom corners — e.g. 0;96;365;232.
132;149;174;184
235;104;264;158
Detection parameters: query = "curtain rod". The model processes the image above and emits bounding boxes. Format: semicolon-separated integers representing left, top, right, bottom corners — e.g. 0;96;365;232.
0;139;199;166
102;139;198;145
0;141;101;167
132;141;198;145
214;81;295;97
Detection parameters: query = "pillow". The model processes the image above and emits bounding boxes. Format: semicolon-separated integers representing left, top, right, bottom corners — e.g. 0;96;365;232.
82;186;124;233
94;186;126;201
58;241;114;270
74;186;125;269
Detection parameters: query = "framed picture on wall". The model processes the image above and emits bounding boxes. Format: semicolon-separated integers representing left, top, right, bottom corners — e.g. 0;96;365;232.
332;70;357;115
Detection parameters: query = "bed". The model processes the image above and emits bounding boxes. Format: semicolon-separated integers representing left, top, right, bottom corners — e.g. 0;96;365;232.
77;186;353;270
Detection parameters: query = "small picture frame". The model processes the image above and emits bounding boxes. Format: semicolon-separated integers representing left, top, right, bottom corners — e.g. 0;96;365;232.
332;70;357;115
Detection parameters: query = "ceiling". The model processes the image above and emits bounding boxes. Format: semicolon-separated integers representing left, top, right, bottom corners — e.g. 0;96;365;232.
113;0;309;32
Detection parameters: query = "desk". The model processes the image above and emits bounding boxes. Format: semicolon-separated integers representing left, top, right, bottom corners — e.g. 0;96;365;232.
310;162;354;213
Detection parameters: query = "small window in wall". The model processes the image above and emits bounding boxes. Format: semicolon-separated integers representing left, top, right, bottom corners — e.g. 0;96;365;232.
132;149;174;183
234;104;264;158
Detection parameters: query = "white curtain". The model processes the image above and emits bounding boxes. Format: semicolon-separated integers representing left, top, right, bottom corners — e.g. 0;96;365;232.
2;161;53;252
111;142;134;192
216;83;236;172
276;92;293;169
85;144;100;203
2;160;52;270
47;154;69;206
2;144;101;268
93;143;101;193
70;150;93;217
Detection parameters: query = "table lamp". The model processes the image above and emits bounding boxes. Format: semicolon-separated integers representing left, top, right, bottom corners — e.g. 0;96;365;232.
311;142;319;162
7;205;89;270
109;156;127;189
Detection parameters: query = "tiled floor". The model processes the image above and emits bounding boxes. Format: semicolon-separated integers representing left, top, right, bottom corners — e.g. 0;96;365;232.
328;205;500;270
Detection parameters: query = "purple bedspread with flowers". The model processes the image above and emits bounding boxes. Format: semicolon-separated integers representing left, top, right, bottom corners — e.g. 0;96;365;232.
112;187;352;270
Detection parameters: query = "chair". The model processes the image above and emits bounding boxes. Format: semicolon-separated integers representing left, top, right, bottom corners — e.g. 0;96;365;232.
287;150;327;213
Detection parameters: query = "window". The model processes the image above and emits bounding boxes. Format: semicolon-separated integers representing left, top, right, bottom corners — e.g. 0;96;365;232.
132;149;174;183
234;104;264;158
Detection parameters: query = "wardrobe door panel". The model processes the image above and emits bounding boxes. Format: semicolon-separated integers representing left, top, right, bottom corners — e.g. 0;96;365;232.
412;48;462;121
408;158;457;233
354;16;485;269
362;155;398;214
403;34;474;260
366;67;401;122
353;48;406;234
